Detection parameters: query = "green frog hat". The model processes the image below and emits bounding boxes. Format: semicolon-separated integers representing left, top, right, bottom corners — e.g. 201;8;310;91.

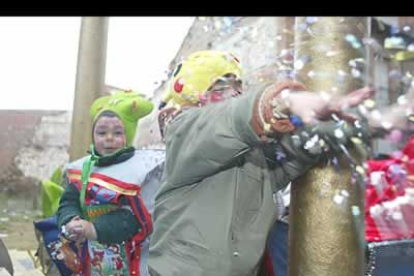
90;90;154;146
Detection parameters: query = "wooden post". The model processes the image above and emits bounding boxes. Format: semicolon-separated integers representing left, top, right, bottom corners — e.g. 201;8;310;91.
69;17;109;161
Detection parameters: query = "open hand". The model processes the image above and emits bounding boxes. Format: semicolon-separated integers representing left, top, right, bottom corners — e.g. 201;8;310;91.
289;86;374;124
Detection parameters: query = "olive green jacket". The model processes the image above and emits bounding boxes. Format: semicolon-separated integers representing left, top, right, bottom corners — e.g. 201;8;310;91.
149;89;318;276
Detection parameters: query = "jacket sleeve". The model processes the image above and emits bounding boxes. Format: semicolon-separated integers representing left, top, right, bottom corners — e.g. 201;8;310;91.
263;134;321;192
164;88;262;187
264;120;369;191
93;196;142;244
56;172;83;228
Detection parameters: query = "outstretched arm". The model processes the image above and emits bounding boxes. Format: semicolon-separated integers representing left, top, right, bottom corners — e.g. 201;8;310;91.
164;81;301;187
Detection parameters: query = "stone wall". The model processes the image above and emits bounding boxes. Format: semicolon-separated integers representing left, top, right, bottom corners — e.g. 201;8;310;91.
0;110;70;196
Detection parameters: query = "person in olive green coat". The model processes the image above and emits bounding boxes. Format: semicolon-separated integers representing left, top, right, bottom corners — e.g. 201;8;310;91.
149;50;374;276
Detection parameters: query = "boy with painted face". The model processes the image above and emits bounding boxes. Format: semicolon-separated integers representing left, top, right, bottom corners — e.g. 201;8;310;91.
57;90;164;276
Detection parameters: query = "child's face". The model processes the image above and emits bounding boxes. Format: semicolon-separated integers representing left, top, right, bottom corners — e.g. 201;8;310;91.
93;116;126;155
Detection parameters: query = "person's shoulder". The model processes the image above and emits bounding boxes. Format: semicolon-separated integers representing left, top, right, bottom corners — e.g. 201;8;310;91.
133;148;165;155
131;149;165;163
65;155;89;171
125;149;165;176
168;104;214;128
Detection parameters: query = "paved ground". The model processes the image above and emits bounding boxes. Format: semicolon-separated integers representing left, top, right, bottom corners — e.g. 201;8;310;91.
0;267;12;276
1;196;45;276
5;250;43;276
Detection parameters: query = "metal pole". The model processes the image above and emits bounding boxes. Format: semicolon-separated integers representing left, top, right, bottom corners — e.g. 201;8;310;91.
69;17;109;161
288;17;367;276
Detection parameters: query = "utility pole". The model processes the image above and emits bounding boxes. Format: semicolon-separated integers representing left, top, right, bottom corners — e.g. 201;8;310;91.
69;17;109;161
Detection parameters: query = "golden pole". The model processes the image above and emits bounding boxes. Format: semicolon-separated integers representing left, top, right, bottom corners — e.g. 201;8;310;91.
274;17;295;50
69;17;109;161
288;17;367;276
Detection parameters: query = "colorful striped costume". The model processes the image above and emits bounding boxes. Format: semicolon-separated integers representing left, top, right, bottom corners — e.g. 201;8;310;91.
64;149;164;276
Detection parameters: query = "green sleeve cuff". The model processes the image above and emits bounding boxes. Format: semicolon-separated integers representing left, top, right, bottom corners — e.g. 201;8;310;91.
93;199;142;244
56;184;83;228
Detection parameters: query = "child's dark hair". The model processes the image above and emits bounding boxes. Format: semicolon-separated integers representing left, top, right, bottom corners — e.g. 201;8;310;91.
92;110;123;141
96;110;118;119
92;110;120;130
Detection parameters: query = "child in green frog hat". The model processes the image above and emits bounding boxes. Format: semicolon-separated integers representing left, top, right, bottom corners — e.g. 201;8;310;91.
56;90;165;276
